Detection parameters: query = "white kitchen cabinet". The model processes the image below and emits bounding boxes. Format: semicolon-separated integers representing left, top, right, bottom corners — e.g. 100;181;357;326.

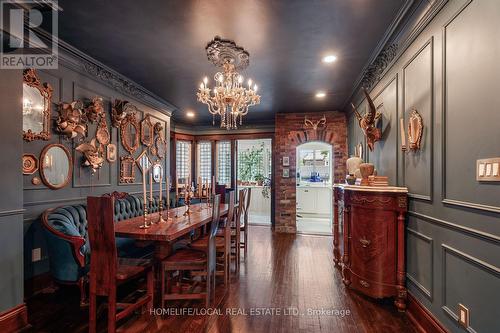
296;186;332;216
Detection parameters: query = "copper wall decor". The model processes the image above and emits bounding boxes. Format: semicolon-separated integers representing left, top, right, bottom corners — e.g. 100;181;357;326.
120;112;140;154
56;101;87;140
111;99;138;127
84;97;105;123
31;176;41;185
76;138;104;173
22;154;38;175
23;68;53;142
95;116;110;145
304;115;326;131
40;144;73;190
351;87;382;151
155;136;166;159
140;114;154;147
407;109;423;151
106;143;117;163
120;155;135;183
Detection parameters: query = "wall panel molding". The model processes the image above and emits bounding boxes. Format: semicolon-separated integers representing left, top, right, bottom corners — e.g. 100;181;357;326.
407;228;434;300
440;0;500;214
441;243;499;333
402;37;434;202
408;211;500;244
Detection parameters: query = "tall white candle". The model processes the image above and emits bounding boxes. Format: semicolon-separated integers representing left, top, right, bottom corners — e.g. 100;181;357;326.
142;169;147;211
166;176;170;209
400;118;407;149
149;171;153;202
159;169;162;204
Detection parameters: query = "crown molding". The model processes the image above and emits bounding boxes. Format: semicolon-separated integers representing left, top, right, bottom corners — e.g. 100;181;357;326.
29;27;177;117
343;0;449;112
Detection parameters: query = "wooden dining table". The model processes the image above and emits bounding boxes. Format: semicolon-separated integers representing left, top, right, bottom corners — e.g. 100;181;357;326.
115;202;229;259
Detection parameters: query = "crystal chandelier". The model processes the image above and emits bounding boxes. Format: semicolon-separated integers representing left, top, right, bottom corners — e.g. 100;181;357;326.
197;36;260;130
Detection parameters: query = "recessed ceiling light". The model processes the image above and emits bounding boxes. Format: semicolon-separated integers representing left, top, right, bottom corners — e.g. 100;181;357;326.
186;111;195;118
322;55;337;63
315;91;326;98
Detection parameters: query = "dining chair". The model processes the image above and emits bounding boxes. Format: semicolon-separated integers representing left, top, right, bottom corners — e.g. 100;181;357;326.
87;196;154;333
240;187;252;260
161;194;221;308
230;189;245;274
190;190;235;288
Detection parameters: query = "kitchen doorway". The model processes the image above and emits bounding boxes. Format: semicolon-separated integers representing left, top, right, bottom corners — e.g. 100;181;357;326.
296;141;333;235
237;139;272;226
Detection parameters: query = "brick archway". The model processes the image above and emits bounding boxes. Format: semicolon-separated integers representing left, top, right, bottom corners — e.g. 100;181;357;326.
274;112;347;233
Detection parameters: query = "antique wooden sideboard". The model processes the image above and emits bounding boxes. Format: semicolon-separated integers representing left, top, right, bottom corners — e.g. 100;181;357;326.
333;184;408;311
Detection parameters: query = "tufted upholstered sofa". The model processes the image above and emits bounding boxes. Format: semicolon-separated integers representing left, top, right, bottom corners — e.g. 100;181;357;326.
41;194;166;304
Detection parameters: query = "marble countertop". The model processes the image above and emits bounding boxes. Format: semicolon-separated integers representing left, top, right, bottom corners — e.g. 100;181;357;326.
333;183;408;193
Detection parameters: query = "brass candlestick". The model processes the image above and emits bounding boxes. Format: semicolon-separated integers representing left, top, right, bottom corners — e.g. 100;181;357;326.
157;200;172;223
183;185;193;216
140;205;150;229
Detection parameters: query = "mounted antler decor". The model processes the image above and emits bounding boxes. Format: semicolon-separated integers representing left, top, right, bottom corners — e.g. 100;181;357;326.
407;109;423;151
56;101;88;140
304;115;327;131
351;88;382;151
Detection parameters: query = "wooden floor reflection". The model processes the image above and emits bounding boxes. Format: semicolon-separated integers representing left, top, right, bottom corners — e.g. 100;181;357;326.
27;226;415;333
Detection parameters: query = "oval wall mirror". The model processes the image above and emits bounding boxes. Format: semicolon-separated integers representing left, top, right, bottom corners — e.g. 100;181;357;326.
40;144;72;190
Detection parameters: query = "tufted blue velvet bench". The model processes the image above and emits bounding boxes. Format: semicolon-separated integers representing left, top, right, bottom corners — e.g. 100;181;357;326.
41;194;166;305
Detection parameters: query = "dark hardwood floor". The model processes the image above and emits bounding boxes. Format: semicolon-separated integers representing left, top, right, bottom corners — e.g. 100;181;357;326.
26;226;416;333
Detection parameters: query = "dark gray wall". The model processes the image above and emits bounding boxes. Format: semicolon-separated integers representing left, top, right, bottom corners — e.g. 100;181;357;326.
347;1;500;332
0;69;24;313
22;46;172;281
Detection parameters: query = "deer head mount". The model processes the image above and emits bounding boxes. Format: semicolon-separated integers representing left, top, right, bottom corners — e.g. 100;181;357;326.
351;87;382;151
304;115;327;131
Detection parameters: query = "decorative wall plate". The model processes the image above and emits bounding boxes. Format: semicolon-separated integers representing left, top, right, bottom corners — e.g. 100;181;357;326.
120;155;135;183
23;154;38;175
106;143;117;163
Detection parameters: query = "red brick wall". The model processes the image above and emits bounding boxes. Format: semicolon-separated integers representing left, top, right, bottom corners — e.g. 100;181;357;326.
274;112;347;233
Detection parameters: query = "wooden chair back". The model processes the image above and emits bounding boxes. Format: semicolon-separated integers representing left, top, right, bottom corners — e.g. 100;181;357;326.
87;196;117;296
235;189;246;228
206;194;221;305
223;191;235;247
243;187;251;227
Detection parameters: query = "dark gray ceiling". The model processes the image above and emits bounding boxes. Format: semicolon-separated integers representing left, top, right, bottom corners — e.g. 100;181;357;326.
57;0;406;125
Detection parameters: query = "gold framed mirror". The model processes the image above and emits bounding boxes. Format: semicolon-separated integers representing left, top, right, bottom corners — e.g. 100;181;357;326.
120;155;135;183
141;114;154;147
136;150;152;174
120;113;139;154
40;144;72;190
23;69;53;142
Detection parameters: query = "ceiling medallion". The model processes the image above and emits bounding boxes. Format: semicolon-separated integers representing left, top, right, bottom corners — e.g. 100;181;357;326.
197;36;260;130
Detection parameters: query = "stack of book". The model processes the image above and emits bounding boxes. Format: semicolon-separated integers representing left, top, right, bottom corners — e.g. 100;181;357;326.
368;175;389;187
